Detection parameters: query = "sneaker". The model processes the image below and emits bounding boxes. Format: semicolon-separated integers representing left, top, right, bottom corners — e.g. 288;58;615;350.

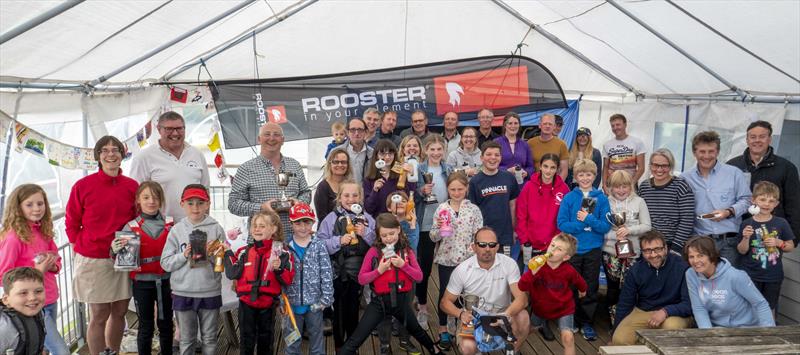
398;339;422;355
380;343;391;355
416;308;429;331
392;318;400;336
323;318;333;336
538;325;555;341
438;332;453;350
581;324;597;341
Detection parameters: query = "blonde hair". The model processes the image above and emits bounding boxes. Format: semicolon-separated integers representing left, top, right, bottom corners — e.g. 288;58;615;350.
753;181;780;200
324;148;352;181
336;180;364;206
569;135;595;167
608;170;636;195
422;133;446;162
572;158;597;176
0;184;54;243
251;210;284;242
331;121;345;134
399;134;424;161
553;233;578;256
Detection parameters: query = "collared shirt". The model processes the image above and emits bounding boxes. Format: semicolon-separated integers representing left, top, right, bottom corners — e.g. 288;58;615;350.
228;154;311;238
683;161;751;235
337;140;373;182
443;130;461;156
130;143;210;220
445;253;520;313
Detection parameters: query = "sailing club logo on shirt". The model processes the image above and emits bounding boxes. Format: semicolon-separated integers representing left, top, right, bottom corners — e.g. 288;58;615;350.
480;185;508;197
186;160;200;168
555;192;564;205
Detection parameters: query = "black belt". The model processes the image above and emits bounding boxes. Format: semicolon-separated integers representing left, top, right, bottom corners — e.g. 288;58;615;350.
709;232;738;240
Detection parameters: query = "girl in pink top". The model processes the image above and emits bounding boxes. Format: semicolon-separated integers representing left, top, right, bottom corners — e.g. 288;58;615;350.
0;184;69;354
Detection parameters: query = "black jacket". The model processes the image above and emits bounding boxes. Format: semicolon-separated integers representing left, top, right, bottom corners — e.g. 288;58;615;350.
728;146;800;241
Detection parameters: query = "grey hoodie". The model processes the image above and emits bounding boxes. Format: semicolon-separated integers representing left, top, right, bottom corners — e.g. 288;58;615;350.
160;215;225;298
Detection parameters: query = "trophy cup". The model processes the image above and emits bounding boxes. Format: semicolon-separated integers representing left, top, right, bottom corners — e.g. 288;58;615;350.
273;172;294;213
606;212;635;258
423;172;437;204
458;294;484;338
581;197;597;214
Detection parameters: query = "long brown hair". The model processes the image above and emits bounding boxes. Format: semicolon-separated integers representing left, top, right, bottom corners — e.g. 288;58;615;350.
135;181;165;214
373;213;410;252
0;184;54;243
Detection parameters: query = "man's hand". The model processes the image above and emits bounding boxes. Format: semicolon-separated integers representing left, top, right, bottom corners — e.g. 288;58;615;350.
459;309;474;325
709;208;730;222
648;309;668;328
261;199;277;213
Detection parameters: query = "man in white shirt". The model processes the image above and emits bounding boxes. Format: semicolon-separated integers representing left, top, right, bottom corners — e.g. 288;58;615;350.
602;113;646;187
130;111;210;220
440;227;529;355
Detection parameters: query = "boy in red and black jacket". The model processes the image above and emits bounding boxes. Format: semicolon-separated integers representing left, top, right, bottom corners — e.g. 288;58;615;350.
519;233;587;355
224;210;295;355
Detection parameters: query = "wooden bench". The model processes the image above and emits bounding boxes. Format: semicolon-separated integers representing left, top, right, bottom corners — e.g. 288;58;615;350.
600;345;656;355
635;325;800;355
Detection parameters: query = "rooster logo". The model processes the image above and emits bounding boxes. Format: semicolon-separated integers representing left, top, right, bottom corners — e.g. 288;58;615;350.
271;109;282;123
445;82;464;108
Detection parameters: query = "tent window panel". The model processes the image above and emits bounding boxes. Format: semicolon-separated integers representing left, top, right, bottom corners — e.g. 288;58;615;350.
653;122;735;172
776;120;800;169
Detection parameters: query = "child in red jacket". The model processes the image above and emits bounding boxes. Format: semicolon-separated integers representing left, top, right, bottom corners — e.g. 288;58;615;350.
518;233;587;355
224;210;295;355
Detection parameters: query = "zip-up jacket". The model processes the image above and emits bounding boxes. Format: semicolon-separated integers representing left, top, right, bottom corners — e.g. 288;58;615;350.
614;252;691;327
557;187;612;254
283;236;334;308
225;239;295;309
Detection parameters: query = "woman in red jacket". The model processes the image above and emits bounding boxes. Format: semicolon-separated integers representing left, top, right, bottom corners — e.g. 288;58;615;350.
516;153;570;265
65;136;138;355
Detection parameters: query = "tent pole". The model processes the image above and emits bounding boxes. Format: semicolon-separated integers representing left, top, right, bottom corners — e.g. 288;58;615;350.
680;104;690;173
0;91;24;217
491;0;644;98
87;0;257;87
0;0;84;45
163;0;319;82
606;0;747;100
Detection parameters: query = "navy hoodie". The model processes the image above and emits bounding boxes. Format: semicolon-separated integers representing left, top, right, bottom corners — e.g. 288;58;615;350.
614;252;692;327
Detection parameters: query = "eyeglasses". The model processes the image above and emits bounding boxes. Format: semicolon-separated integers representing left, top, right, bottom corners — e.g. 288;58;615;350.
159;126;185;133
478;115;493;119
650;163;671;170
377;151;395;157
642;246;666;254
348;128;366;133
331;160;348;165
100;148;121;155
475;242;499;248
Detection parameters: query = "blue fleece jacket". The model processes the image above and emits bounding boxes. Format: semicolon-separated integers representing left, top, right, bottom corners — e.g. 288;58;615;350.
556;187;612;254
614;253;692;327
685;258;775;328
283;236;334;310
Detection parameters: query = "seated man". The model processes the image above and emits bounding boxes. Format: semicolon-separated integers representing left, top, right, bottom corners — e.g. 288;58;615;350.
612;230;693;345
440;227;529;355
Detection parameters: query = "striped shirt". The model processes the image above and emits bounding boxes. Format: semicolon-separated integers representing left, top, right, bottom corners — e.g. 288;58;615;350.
638;176;695;252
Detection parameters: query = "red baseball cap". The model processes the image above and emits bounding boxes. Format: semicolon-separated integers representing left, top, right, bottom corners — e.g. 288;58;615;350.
289;202;316;222
181;187;209;202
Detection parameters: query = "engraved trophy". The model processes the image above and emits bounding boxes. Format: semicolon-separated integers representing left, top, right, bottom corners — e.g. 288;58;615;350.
606;212;635;258
273;172;294;213
457;294;484;338
423;172;437;204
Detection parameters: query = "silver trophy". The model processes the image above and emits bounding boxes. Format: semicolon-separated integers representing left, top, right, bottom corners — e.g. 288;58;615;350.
458;294;484;336
606;212;635;258
273;172;293;213
423;172;437;204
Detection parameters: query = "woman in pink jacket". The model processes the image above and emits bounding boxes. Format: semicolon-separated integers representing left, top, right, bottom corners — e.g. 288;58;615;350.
516;153;570;265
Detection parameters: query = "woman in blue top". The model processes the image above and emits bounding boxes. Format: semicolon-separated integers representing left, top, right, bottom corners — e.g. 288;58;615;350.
494;112;534;184
683;236;774;328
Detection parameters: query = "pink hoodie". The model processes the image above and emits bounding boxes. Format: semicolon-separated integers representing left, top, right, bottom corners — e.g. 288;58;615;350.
0;223;62;305
515;173;570;250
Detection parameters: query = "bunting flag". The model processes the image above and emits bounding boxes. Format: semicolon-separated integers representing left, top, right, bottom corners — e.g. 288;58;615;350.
207;131;221;153
207;123;229;183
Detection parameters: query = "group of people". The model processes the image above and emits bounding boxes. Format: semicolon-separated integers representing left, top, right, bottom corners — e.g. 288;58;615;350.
0;108;798;355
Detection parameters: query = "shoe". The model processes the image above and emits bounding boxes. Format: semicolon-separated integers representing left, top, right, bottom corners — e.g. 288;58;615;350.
416;308;429;331
581;324;597;341
392;318;400;336
380;343;391;355
438;332;453;350
538;324;555;341
323;318;333;336
398;339;422;355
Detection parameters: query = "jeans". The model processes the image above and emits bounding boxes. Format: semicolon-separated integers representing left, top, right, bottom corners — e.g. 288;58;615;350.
176;308;219;355
43;303;70;355
238;301;275;355
713;234;741;268
132;279;173;355
284;308;325;355
569;248;602;327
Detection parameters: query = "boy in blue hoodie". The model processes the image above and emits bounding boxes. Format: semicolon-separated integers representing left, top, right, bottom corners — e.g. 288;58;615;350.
557;159;611;340
283;203;334;355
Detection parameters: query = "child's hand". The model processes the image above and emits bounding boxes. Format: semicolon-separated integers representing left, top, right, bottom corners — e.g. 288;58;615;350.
578;290;587;298
389;255;405;269
340;234;353;246
34;254;56;274
763;236;779;247
271;258;281;270
354;223;366;237
373;178;385;192
422;184;433;195
408;213;417;229
403;163;413;173
111;238;127;254
377;257;392;274
183;245;192;258
615;226;629;240
577;210;589;222
742;225;754;239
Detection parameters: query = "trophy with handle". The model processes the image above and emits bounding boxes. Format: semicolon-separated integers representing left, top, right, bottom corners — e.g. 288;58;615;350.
273;171;294;212
423;172;437;204
606;211;635;258
457;294;484;338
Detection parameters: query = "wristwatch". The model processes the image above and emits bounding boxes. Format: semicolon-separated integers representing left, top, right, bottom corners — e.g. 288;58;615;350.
725;207;735;219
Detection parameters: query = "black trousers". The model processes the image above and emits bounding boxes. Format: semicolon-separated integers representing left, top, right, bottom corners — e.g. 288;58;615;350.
569;247;601;327
415;231;435;306
339;293;434;355
238;301;275;355
436;264;456;327
132;279;173;355
333;277;362;347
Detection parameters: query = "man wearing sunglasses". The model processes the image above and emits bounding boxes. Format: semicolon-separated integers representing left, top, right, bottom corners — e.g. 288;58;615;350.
439;227;530;355
611;230;692;345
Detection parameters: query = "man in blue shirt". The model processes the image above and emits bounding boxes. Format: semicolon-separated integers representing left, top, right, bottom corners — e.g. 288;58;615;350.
683;131;751;266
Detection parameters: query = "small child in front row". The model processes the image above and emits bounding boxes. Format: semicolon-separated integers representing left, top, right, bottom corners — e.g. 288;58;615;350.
386;191;418;252
0;267;47;353
518;233;587;355
224;210;295;355
339;213;443;355
161;184;225;355
325;121;348;158
737;181;795;313
283;203;332;355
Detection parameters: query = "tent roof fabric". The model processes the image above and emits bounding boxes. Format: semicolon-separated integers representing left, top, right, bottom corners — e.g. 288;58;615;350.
1;0;798;99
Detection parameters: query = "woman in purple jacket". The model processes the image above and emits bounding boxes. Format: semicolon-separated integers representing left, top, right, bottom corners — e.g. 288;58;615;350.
495;112;534;184
363;139;416;216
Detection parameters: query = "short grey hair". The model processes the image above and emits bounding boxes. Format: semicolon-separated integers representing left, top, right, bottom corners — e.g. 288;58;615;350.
650;148;676;170
363;107;380;117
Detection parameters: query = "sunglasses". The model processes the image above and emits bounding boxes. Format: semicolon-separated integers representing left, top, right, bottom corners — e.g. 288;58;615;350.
475;242;499;249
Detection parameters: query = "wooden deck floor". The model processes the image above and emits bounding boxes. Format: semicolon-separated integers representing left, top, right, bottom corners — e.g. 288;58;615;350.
85;264;612;354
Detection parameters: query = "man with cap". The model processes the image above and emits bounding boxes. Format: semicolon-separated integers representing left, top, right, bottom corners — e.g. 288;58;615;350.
553;115;564;136
284;202;334;355
567;127;603;189
228;122;311;240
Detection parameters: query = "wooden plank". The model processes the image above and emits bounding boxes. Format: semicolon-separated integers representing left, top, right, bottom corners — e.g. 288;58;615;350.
600;345;656;354
780;277;800;303
783;254;800;282
657;344;800;355
636;325;800;339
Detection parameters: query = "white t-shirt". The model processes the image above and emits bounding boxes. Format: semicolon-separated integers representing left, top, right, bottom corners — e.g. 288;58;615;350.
446;253;520;313
129;143;210;220
603;135;646;177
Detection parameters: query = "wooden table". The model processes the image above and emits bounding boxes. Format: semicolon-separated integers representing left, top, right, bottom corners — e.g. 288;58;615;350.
635;325;800;354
